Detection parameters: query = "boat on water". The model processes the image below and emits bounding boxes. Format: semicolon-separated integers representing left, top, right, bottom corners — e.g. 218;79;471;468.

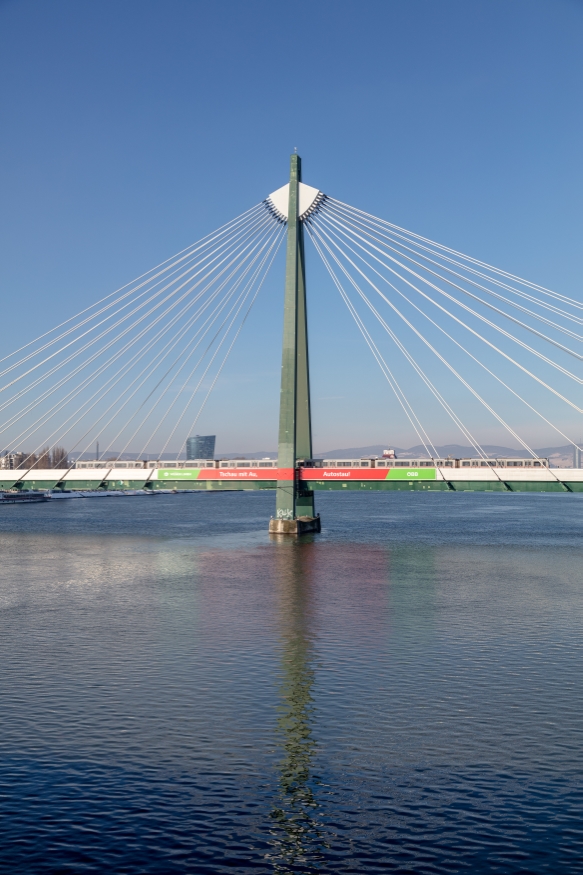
0;490;50;504
49;489;153;499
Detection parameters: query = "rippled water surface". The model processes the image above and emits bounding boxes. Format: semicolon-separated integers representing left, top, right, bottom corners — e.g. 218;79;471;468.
1;491;582;873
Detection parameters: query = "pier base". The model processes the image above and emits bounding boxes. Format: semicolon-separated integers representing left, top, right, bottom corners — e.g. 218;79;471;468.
268;515;321;535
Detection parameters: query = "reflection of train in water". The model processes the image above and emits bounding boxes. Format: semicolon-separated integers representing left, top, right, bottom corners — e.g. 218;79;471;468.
75;456;550;470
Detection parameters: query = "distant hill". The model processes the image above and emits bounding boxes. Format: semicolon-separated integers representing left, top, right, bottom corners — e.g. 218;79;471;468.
314;443;575;460
71;443;576;463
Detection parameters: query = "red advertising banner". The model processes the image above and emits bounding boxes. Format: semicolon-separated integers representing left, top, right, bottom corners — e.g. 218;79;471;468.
155;468;293;481
300;468;389;481
300;468;437;481
155;467;437;483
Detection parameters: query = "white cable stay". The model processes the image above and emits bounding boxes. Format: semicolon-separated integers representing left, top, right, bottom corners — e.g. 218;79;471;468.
108;253;273;458
115;226;284;459
0;222;278;439
0;211;270;411
313;213;583;392
0;209;274;396
327;200;583;327
155;229;285;460
329;197;583;312
0;210;275;424
12;223;281;470
133;228;283;459
309;220;555;475
6;223;280;461
0;202;268;375
76;270;264;471
308;222;492;462
318;209;583;368
307;227;438;459
368;264;583;454
318;215;581;454
325;201;583;340
6;222;273;431
312;214;583;415
318;242;567;486
175;232;286;460
311;208;578;483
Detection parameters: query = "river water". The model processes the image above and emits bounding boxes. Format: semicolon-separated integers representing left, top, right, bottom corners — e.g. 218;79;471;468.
0;491;582;873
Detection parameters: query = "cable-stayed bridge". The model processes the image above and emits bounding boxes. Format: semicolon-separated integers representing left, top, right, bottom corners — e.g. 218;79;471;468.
2;155;583;530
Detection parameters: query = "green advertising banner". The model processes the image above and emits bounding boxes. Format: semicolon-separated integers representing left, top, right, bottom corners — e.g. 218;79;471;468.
156;469;201;480
385;468;436;480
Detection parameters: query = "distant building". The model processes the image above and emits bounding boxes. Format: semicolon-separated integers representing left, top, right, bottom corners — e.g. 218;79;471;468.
75;460;144;469
1;452;31;469
574;445;583;468
186;435;216;460
382;448;396;459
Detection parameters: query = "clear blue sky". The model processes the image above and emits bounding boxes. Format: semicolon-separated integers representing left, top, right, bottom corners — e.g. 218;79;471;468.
1;0;582;454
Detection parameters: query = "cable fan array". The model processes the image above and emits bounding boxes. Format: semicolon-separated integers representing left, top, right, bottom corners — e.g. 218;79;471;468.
0;203;284;467
2;185;581;472
305;197;583;462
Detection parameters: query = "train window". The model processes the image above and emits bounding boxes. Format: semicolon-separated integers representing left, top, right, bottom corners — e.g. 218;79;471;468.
376;460;386;467
534;461;541;467
461;461;470;467
337;462;352;467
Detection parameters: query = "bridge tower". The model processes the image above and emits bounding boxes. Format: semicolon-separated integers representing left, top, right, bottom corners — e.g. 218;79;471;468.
269;155;321;534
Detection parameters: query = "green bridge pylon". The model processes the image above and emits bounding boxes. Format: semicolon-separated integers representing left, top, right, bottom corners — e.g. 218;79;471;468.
269;154;321;535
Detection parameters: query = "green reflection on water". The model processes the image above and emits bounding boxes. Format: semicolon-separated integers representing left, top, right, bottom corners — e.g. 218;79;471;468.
269;540;328;873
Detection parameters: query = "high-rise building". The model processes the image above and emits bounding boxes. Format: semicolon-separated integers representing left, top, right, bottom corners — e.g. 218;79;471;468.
186;435;216;460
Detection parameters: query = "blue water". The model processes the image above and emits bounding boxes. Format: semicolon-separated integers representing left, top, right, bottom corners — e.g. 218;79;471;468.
1;491;582;873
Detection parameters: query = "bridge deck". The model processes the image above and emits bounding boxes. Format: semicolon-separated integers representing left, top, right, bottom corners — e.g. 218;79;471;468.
2;466;583;493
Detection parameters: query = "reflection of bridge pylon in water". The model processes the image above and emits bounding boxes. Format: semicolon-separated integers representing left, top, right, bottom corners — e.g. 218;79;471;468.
268;541;328;872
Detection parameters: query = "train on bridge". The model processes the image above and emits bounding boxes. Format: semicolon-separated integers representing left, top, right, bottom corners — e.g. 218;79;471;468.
3;454;582;495
73;456;551;470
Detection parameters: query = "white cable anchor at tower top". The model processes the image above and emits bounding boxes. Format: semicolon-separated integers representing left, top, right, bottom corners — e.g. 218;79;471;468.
265;181;326;222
